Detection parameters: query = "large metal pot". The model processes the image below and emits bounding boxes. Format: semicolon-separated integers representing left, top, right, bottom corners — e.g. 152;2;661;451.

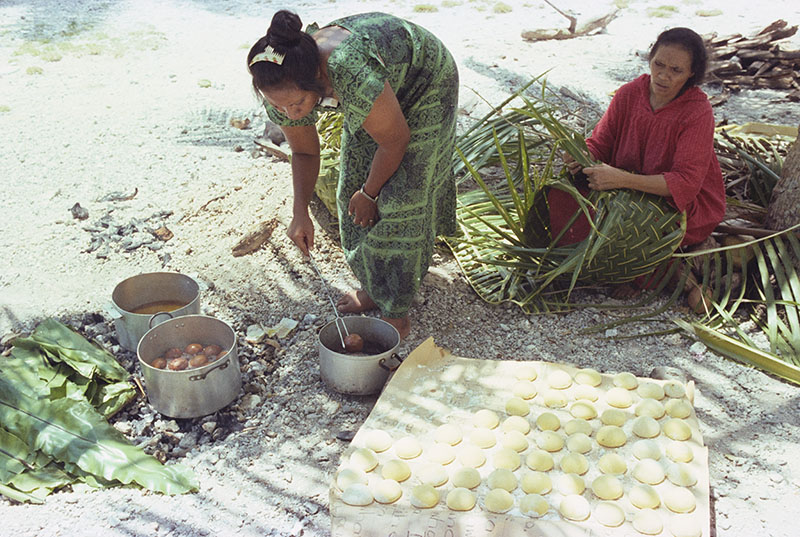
318;316;402;395
137;315;241;418
109;272;201;351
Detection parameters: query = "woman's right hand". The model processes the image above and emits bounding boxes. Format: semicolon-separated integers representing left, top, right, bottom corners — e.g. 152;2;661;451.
287;213;315;256
563;152;582;176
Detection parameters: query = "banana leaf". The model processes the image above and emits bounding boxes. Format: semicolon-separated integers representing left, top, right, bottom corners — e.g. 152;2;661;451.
0;375;198;495
11;318;129;382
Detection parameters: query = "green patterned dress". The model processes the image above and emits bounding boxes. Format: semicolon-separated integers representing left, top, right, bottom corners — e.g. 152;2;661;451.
266;12;459;317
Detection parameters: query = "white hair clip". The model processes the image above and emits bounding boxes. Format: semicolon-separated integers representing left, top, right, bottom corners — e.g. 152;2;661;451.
249;45;285;66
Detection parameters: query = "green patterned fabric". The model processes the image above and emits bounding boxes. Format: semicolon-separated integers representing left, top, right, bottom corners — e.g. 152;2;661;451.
266;12;459;317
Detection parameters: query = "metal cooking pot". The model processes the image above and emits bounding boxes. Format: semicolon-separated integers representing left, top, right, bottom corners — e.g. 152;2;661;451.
318;316;402;395
137;315;241;418
109;272;201;351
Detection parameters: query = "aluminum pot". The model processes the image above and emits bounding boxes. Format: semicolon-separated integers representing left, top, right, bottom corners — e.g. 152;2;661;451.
109;272;201;351
137;315;241;418
318;316;402;395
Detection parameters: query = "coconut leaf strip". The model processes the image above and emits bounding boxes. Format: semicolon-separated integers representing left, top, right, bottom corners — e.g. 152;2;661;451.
676;321;800;386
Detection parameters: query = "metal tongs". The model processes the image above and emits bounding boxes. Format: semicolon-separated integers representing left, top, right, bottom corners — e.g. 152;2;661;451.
307;252;350;349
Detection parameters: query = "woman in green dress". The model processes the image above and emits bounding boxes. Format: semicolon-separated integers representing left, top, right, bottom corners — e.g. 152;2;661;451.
247;11;459;339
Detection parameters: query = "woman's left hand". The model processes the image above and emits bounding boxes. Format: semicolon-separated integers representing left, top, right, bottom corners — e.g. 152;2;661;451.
583;163;627;191
348;190;379;228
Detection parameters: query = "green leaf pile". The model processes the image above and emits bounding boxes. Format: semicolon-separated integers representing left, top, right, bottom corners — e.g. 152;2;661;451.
1;319;198;502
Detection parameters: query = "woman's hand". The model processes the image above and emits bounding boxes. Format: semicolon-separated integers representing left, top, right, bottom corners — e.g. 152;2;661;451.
287;212;315;256
563;152;582;176
583;163;627;191
348;190;379;228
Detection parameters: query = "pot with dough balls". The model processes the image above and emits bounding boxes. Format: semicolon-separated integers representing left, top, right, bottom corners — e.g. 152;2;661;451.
318;316;403;395
137;314;241;418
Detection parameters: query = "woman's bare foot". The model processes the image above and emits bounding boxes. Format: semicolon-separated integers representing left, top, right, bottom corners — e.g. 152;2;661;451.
336;289;377;313
382;315;411;340
610;283;641;299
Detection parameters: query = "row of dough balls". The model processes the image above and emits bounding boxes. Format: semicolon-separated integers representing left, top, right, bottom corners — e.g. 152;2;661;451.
337;471;701;537
510;366;686;397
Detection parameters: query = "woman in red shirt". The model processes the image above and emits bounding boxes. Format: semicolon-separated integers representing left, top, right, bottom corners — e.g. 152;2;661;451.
552;27;726;298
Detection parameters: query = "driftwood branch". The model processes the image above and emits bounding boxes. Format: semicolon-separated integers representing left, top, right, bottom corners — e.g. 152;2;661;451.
521;10;618;42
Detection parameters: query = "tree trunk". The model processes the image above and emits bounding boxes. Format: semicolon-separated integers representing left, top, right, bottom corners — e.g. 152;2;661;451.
765;127;800;230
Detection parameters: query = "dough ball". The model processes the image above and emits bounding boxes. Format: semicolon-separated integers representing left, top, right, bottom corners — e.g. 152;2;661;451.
575;367;602;386
613;371;638;390
559;452;589;475
633;439;663;461
536;430;565;452
487;468;518;491
633;458;666;485
520;493;549;517
663;418;692;441
493;447;522;471
418;464;448;487
636;398;666;419
629;483;661;509
593;501;625;527
591;475;623;500
543;389;568;408
512;379;537;400
596;425;627;448
665;399;693;419
598;453;627;475
664;486;697;513
446;487;476;511
381;459;411;482
547;369;572;389
372;479;402;504
452;467;481;489
515;364;538;381
632;416;661;439
458;445;487;468
525;449;554;472
434;423;462;446
666;440;694;463
564;418;593;436
664;380;686;399
484;488;514;513
473;408;500;429
536;412;561;431
637;382;665;400
425;443;456;465
363;430;393;453
520;471;552;494
395;436;422;459
501;430;529;452
341;483;373;506
573;384;600;402
350;448;378;472
556;473;585;495
566;432;592;454
669;514;703;537
501;415;531;435
633;508;663;535
570;401;598;420
505;396;530;417
559;494;590;521
470;428;496;449
410;484;440;509
600;408;628;427
667;462;698;487
606;387;634;408
336;468;368;491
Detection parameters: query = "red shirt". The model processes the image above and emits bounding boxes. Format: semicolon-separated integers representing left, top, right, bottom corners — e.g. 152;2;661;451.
585;74;726;246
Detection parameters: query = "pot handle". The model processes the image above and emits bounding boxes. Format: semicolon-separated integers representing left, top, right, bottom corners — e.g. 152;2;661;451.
104;302;122;321
188;357;230;381
378;353;404;372
148;311;174;329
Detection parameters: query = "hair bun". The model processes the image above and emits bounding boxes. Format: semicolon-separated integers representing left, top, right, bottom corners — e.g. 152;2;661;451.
267;10;303;47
